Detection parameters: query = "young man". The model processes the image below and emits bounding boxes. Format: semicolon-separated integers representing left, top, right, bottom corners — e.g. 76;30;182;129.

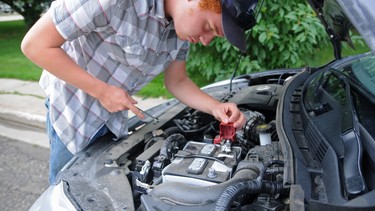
21;0;257;184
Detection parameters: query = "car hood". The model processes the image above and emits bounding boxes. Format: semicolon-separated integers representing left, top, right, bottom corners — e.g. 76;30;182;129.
307;0;375;54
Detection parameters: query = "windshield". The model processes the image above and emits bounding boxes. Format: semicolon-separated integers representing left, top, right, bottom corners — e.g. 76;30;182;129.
303;54;375;137
340;54;375;96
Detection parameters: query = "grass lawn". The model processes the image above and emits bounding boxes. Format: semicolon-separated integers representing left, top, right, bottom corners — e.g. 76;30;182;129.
0;20;42;81
0;20;370;98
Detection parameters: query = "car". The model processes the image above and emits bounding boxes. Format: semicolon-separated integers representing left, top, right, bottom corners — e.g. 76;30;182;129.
30;0;375;210
0;3;13;14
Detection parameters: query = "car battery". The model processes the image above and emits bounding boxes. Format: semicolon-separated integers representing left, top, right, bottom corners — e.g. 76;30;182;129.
162;141;241;186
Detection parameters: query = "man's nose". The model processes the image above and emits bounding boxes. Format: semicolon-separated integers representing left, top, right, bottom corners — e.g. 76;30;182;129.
199;33;215;46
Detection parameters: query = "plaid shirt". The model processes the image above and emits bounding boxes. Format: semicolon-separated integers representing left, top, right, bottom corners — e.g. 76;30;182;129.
40;0;189;154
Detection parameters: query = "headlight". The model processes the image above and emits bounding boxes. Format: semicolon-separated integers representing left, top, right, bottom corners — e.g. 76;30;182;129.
29;180;76;211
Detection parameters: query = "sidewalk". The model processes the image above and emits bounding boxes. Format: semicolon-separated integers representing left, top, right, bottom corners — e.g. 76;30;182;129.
0;14;23;21
0;78;168;148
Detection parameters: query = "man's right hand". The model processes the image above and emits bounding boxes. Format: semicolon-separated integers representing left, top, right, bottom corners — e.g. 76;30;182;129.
97;85;145;119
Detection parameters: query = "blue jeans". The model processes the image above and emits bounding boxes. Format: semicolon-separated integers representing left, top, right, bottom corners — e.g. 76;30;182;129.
46;100;109;185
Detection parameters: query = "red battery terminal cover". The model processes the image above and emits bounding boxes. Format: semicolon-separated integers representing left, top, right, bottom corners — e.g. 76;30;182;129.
214;122;236;144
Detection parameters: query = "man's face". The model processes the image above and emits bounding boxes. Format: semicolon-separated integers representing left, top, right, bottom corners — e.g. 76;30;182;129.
173;1;224;46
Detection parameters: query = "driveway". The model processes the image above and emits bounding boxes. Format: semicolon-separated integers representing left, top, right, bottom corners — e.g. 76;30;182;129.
0;134;49;211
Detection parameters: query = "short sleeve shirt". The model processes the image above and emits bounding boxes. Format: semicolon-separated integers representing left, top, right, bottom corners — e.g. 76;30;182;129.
40;0;189;154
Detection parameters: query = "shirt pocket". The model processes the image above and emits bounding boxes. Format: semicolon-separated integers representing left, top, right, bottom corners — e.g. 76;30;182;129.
108;35;146;67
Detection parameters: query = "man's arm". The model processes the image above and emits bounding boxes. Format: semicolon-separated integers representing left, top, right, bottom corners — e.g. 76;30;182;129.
21;13;144;118
164;61;246;129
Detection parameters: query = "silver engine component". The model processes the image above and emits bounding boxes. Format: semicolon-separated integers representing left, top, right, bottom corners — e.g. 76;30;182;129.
162;141;242;186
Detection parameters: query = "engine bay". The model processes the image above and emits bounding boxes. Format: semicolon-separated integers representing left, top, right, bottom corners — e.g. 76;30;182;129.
129;84;290;210
58;69;374;211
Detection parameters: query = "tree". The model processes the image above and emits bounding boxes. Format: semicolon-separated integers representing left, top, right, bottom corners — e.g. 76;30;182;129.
1;0;52;29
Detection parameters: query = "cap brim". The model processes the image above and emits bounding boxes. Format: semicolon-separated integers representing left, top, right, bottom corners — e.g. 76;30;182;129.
222;6;247;53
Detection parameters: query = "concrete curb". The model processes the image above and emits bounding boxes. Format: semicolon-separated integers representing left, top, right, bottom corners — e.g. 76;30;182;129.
0;109;45;130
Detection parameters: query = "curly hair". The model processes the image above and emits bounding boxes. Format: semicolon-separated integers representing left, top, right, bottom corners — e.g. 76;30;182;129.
199;0;222;13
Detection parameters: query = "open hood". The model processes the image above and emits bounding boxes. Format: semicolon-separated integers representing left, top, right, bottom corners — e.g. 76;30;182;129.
307;0;375;57
338;0;375;53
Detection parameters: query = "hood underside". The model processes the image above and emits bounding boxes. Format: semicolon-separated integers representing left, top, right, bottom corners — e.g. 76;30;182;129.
337;0;375;53
308;0;375;54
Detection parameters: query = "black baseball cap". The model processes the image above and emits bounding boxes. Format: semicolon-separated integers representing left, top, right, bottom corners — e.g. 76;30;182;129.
221;0;259;53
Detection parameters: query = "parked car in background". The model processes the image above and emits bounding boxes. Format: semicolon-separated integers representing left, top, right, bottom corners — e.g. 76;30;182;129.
30;0;375;210
0;3;13;14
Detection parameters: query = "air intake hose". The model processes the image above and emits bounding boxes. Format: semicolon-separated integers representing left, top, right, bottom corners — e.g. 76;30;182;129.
214;180;286;211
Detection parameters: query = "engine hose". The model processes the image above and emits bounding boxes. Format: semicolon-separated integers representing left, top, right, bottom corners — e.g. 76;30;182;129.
159;133;187;159
163;126;183;137
257;160;284;182
214;180;286;211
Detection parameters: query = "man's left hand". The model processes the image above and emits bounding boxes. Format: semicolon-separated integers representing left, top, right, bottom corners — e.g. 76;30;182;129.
211;102;246;129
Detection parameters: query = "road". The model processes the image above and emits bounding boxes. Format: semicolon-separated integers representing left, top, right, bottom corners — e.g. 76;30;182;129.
0;132;49;211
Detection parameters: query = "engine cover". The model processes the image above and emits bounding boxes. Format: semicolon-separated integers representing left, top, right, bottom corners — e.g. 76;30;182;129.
162;141;241;186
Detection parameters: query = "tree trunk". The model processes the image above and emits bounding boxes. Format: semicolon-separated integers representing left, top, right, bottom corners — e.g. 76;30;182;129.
19;7;42;30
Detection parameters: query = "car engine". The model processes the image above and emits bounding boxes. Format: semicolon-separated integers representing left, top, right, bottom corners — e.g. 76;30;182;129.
130;84;290;210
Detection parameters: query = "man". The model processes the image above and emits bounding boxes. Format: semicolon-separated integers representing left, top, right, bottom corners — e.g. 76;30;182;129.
21;0;257;184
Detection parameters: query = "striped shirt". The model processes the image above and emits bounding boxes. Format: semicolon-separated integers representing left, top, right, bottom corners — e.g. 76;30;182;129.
40;0;189;154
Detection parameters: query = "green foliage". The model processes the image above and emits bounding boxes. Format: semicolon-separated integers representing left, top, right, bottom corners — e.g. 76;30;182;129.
187;0;329;81
250;1;329;67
